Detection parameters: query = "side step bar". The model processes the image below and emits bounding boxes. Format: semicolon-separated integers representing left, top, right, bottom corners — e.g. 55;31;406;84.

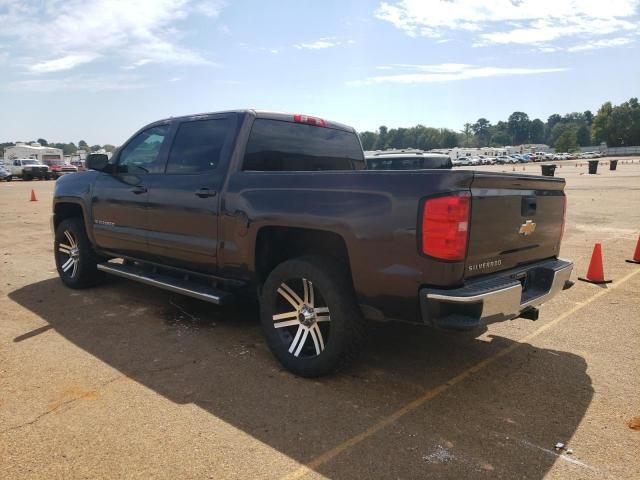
97;262;233;305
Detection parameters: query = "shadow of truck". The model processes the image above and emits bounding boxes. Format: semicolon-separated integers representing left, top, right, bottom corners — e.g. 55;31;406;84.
9;277;593;479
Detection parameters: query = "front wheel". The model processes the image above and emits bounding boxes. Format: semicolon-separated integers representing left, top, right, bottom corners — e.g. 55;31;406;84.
54;217;103;288
260;256;365;377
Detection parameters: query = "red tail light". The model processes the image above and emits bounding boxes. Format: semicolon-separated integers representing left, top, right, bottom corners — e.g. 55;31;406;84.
293;114;326;127
421;193;470;261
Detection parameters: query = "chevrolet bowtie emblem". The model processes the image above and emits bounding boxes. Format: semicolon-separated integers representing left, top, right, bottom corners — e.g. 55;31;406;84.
519;220;536;236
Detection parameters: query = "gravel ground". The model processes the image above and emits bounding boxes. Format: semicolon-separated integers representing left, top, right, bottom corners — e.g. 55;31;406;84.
1;159;639;479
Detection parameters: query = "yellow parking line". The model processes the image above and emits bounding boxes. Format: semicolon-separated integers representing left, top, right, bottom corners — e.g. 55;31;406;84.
281;267;640;480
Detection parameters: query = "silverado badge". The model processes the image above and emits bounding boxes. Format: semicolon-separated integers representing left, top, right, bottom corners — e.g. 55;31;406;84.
519;220;536;236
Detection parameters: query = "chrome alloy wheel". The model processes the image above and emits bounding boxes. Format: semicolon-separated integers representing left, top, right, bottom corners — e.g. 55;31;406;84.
58;229;80;279
272;278;331;358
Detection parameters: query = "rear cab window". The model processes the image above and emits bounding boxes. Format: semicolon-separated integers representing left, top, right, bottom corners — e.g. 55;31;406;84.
243;119;364;171
167;117;235;174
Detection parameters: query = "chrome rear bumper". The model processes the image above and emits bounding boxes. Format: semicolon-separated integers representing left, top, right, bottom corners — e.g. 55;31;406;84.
420;258;573;329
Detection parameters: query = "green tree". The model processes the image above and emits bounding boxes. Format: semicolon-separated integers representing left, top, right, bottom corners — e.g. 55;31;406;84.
583;110;594;126
529;119;545;143
37;138;48;146
359;131;376;150
373;126;388;150
78;140;89;150
508;111;530;144
440;129;459;148
461;123;473;147
576;125;591;146
490;131;511;147
471;118;491;146
555;127;578;152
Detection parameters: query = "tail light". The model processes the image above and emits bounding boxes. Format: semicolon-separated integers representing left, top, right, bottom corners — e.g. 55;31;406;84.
421;193;470;261
293;114;326;127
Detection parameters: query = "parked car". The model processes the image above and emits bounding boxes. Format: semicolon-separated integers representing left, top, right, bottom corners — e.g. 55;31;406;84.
42;159;78;179
451;158;466;167
467;156;482;166
497;155;516;164
533;152;548;162
7;158;49;180
0;164;12;181
70;160;87;171
365;152;452;170
52;110;574;377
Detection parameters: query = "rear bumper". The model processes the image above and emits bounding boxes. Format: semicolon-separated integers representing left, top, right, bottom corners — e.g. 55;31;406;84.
420;258;573;329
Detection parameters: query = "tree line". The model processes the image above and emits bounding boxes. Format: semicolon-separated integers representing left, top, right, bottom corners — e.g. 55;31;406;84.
0;139;116;158
359;98;640;153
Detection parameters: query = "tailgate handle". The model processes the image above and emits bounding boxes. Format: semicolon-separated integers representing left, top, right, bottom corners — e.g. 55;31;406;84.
521;196;537;216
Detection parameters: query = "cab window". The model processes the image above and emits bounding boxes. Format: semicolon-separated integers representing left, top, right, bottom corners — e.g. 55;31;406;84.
118;125;169;174
166;118;234;174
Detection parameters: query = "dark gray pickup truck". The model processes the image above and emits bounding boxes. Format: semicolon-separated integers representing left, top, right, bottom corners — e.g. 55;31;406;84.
52;110;573;376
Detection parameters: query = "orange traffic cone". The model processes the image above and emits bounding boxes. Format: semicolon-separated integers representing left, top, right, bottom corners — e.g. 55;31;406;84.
30;190;37;202
626;235;640;264
578;243;612;284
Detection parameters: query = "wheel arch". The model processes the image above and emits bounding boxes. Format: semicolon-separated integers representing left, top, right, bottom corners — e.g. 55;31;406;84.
254;226;353;287
53;200;95;245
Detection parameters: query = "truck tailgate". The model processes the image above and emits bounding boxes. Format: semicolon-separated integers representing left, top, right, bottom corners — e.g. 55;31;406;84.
465;173;566;279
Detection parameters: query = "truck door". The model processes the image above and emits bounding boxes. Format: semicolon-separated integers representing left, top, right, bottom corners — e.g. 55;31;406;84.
145;114;238;272
91;124;170;257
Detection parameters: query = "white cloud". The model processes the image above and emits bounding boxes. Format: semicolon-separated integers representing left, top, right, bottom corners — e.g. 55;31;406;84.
192;0;225;17
294;38;354;50
4;74;149;92
28;54;99;73
375;0;639;48
0;0;222;73
347;63;568;86
567;37;634;51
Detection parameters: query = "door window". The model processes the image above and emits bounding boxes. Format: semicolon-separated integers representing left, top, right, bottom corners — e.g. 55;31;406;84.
166;118;234;174
118;125;169;174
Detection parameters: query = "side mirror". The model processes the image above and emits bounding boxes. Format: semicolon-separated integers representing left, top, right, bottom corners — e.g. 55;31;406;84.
86;153;109;172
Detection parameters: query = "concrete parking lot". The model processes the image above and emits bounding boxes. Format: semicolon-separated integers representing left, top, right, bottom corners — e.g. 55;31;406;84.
1;159;639;479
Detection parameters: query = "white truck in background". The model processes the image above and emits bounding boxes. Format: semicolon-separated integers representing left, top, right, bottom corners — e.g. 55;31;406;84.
6;158;50;180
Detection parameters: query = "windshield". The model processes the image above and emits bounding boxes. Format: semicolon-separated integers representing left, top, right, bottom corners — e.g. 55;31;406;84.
23;160;39;165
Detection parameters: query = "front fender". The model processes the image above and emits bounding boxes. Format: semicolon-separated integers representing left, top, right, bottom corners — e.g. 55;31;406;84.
53;171;100;245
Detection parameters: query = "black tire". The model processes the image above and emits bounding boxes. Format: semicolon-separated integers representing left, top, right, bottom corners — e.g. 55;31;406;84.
54;217;104;289
5;176;11;182
260;256;365;377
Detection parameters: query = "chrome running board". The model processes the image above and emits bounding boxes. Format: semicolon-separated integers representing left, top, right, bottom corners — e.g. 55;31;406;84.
97;262;233;305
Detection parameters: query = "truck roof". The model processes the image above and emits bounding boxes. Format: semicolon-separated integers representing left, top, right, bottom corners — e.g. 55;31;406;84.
147;109;357;133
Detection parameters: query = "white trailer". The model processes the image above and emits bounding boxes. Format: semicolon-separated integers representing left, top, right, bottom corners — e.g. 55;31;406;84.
3;143;64;164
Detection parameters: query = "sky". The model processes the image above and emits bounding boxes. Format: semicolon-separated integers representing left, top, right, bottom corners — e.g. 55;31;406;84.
1;0;639;145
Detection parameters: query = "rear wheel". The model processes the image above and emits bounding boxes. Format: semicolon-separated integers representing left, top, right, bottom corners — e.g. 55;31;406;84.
260;256;365;377
55;217;103;288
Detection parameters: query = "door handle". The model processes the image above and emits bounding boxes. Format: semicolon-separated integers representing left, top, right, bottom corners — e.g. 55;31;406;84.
131;186;147;194
195;188;217;198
